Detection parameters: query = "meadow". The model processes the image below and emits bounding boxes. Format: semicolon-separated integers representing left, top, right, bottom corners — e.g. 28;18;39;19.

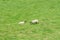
0;0;60;40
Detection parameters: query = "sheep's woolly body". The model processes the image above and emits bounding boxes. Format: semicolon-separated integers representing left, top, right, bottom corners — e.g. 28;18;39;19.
18;21;25;25
32;19;38;22
30;19;39;24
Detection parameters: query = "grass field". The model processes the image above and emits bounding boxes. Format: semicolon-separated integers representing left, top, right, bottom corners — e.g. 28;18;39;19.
0;0;60;40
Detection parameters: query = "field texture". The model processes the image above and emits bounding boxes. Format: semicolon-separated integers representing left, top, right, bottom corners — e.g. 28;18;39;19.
0;0;60;40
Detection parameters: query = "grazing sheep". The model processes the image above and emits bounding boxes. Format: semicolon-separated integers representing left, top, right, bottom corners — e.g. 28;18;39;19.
30;19;39;24
18;21;26;25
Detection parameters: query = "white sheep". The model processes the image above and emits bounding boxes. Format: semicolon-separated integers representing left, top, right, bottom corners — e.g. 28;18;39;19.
18;21;26;25
30;19;39;24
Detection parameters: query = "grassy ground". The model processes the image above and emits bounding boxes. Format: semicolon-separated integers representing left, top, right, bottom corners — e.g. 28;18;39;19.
0;0;60;40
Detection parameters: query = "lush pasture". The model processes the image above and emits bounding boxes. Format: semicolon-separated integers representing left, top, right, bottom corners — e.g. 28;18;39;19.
0;0;60;40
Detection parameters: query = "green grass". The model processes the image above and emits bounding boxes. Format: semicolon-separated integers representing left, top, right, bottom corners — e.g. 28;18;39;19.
0;0;60;40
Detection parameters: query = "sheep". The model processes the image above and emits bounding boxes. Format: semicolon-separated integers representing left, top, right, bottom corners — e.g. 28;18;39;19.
30;19;39;24
18;21;26;25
